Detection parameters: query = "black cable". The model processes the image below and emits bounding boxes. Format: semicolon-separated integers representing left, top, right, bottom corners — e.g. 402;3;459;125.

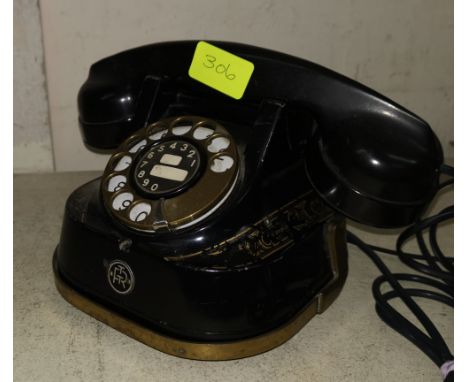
347;164;454;381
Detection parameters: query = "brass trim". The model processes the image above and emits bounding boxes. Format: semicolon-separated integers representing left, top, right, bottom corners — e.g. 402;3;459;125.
101;116;239;232
53;219;347;361
164;190;333;265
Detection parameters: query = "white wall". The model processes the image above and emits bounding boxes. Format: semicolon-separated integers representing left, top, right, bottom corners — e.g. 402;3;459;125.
14;0;54;173
17;0;454;172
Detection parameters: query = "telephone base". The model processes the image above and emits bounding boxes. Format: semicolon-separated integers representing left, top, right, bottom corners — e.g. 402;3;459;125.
53;219;347;360
53;256;339;360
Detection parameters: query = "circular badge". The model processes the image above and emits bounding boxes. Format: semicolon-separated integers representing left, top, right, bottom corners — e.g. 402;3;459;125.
107;260;135;294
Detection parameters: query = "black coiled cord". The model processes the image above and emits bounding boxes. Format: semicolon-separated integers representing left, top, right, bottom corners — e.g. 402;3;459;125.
347;164;454;381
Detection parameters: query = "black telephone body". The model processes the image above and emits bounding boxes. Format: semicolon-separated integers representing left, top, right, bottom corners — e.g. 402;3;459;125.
53;41;443;360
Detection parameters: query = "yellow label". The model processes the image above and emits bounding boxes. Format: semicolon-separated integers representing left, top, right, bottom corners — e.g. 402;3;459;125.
188;41;254;100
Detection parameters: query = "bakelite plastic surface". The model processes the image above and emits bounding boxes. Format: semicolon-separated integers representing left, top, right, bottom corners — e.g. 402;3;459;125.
78;41;443;227
55;41;444;347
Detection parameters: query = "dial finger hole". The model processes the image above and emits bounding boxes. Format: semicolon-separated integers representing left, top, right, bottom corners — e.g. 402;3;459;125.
129;139;147;153
210;155;234;173
207;137;230;153
148;129;168;141
107;175;127;192
112;192;134;211
193;126;214;140
172;124;192;136
129;202;152;222
113;155;132;171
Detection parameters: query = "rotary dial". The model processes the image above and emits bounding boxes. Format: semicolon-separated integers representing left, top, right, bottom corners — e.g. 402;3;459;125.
101;116;239;232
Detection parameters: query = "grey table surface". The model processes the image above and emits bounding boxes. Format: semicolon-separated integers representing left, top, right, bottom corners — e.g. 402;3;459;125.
14;172;453;382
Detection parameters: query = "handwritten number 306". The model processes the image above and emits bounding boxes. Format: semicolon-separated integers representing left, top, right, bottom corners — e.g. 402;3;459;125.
203;55;236;80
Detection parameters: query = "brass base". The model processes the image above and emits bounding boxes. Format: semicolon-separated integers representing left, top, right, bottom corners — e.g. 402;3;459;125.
53;221;347;361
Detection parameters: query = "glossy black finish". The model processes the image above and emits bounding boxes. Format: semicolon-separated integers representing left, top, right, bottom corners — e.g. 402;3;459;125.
55;184;337;341
55;41;445;344
56;129;337;340
58;91;346;341
78;41;443;227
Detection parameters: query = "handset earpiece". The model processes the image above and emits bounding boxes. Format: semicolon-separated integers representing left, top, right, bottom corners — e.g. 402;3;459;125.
305;109;443;227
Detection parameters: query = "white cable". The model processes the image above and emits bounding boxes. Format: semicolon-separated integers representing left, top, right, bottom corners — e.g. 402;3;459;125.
440;360;454;379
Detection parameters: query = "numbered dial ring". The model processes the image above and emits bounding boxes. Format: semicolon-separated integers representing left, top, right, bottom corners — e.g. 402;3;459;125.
133;140;201;197
101;116;239;232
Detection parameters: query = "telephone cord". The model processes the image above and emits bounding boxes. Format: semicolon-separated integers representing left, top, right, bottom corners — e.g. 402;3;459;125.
346;164;454;382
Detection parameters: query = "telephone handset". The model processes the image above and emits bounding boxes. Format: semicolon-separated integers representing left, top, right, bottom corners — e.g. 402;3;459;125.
54;41;444;360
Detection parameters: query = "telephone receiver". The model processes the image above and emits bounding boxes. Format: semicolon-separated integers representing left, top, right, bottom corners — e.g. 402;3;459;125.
53;41;444;360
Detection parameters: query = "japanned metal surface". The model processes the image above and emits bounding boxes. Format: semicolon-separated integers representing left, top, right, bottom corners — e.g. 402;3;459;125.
54;175;341;344
53;40;446;358
53;218;348;360
77;41;443;228
55;101;338;343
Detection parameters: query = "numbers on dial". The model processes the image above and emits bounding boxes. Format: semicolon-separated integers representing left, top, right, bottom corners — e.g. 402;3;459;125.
133;140;200;196
112;192;134;211
107;175;127;192
102;116;239;233
187;150;196;158
129;202;151;222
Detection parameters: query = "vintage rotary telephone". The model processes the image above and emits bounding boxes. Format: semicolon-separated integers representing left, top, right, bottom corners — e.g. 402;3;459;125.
53;41;449;365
